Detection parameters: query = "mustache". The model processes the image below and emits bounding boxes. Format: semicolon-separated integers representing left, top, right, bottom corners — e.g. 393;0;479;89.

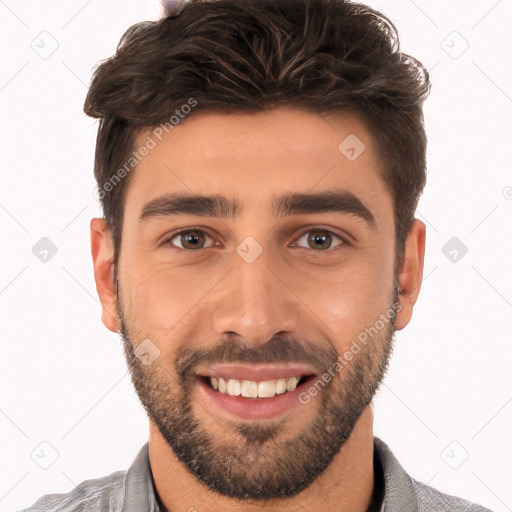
175;335;338;382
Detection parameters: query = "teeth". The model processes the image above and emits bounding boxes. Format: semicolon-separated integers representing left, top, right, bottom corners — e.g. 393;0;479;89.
241;380;258;398
210;376;304;398
258;380;275;398
227;378;241;396
275;378;287;394
286;376;299;392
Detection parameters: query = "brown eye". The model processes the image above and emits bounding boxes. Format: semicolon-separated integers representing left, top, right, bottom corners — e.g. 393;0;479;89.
293;229;346;250
166;229;214;251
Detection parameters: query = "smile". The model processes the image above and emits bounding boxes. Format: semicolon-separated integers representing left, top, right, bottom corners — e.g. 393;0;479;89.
196;372;317;420
206;375;308;398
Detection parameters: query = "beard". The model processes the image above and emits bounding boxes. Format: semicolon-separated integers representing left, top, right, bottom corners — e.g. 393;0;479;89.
115;274;398;501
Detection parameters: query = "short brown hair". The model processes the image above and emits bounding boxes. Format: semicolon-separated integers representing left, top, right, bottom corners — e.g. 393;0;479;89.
84;0;431;271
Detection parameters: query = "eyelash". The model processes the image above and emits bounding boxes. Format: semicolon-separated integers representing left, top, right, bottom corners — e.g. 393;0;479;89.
161;227;350;253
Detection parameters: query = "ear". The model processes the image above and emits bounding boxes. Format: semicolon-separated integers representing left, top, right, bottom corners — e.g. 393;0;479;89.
394;219;426;330
90;217;119;333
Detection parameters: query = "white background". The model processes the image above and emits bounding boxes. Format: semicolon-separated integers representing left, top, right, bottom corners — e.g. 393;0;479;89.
0;1;511;511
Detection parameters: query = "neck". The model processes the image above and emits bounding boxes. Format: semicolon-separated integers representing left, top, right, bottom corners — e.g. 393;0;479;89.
149;405;375;512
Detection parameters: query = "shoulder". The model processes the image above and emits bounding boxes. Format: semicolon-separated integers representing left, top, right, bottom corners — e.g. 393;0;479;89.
373;437;494;512
411;477;493;512
17;469;127;512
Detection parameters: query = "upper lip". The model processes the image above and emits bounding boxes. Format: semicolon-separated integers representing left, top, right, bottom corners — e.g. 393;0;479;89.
195;364;318;381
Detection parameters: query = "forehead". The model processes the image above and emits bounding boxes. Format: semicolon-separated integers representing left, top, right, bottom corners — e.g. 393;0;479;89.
123;107;392;224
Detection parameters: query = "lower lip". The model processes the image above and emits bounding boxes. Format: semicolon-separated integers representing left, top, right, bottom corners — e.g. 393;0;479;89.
196;375;316;420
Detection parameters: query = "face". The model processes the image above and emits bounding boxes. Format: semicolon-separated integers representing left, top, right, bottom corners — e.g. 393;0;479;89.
92;106;425;500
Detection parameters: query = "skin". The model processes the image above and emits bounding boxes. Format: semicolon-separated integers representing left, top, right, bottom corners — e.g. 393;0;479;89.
91;107;425;512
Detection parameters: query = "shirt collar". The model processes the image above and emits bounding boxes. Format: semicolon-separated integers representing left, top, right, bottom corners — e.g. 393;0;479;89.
374;436;419;512
121;436;417;512
120;441;161;512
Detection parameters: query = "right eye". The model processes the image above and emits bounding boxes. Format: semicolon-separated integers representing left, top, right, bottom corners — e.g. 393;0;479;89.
161;229;217;252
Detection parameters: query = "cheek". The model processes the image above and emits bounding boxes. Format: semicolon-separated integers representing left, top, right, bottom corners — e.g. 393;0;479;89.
119;256;223;336
294;251;394;346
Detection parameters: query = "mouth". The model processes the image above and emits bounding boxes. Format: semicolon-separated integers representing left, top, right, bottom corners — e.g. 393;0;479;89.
195;369;318;420
198;374;313;398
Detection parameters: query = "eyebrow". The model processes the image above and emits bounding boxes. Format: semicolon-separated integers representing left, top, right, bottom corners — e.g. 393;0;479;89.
138;190;377;229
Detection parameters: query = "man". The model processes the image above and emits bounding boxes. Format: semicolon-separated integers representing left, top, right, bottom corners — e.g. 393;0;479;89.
20;0;492;510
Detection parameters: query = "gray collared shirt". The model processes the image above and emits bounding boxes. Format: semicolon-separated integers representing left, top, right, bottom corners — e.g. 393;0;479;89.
19;436;493;511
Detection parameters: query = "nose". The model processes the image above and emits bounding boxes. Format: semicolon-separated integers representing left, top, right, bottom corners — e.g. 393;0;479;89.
212;247;299;348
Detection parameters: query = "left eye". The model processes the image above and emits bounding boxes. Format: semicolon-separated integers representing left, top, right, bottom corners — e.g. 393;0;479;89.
162;228;347;252
292;229;347;251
